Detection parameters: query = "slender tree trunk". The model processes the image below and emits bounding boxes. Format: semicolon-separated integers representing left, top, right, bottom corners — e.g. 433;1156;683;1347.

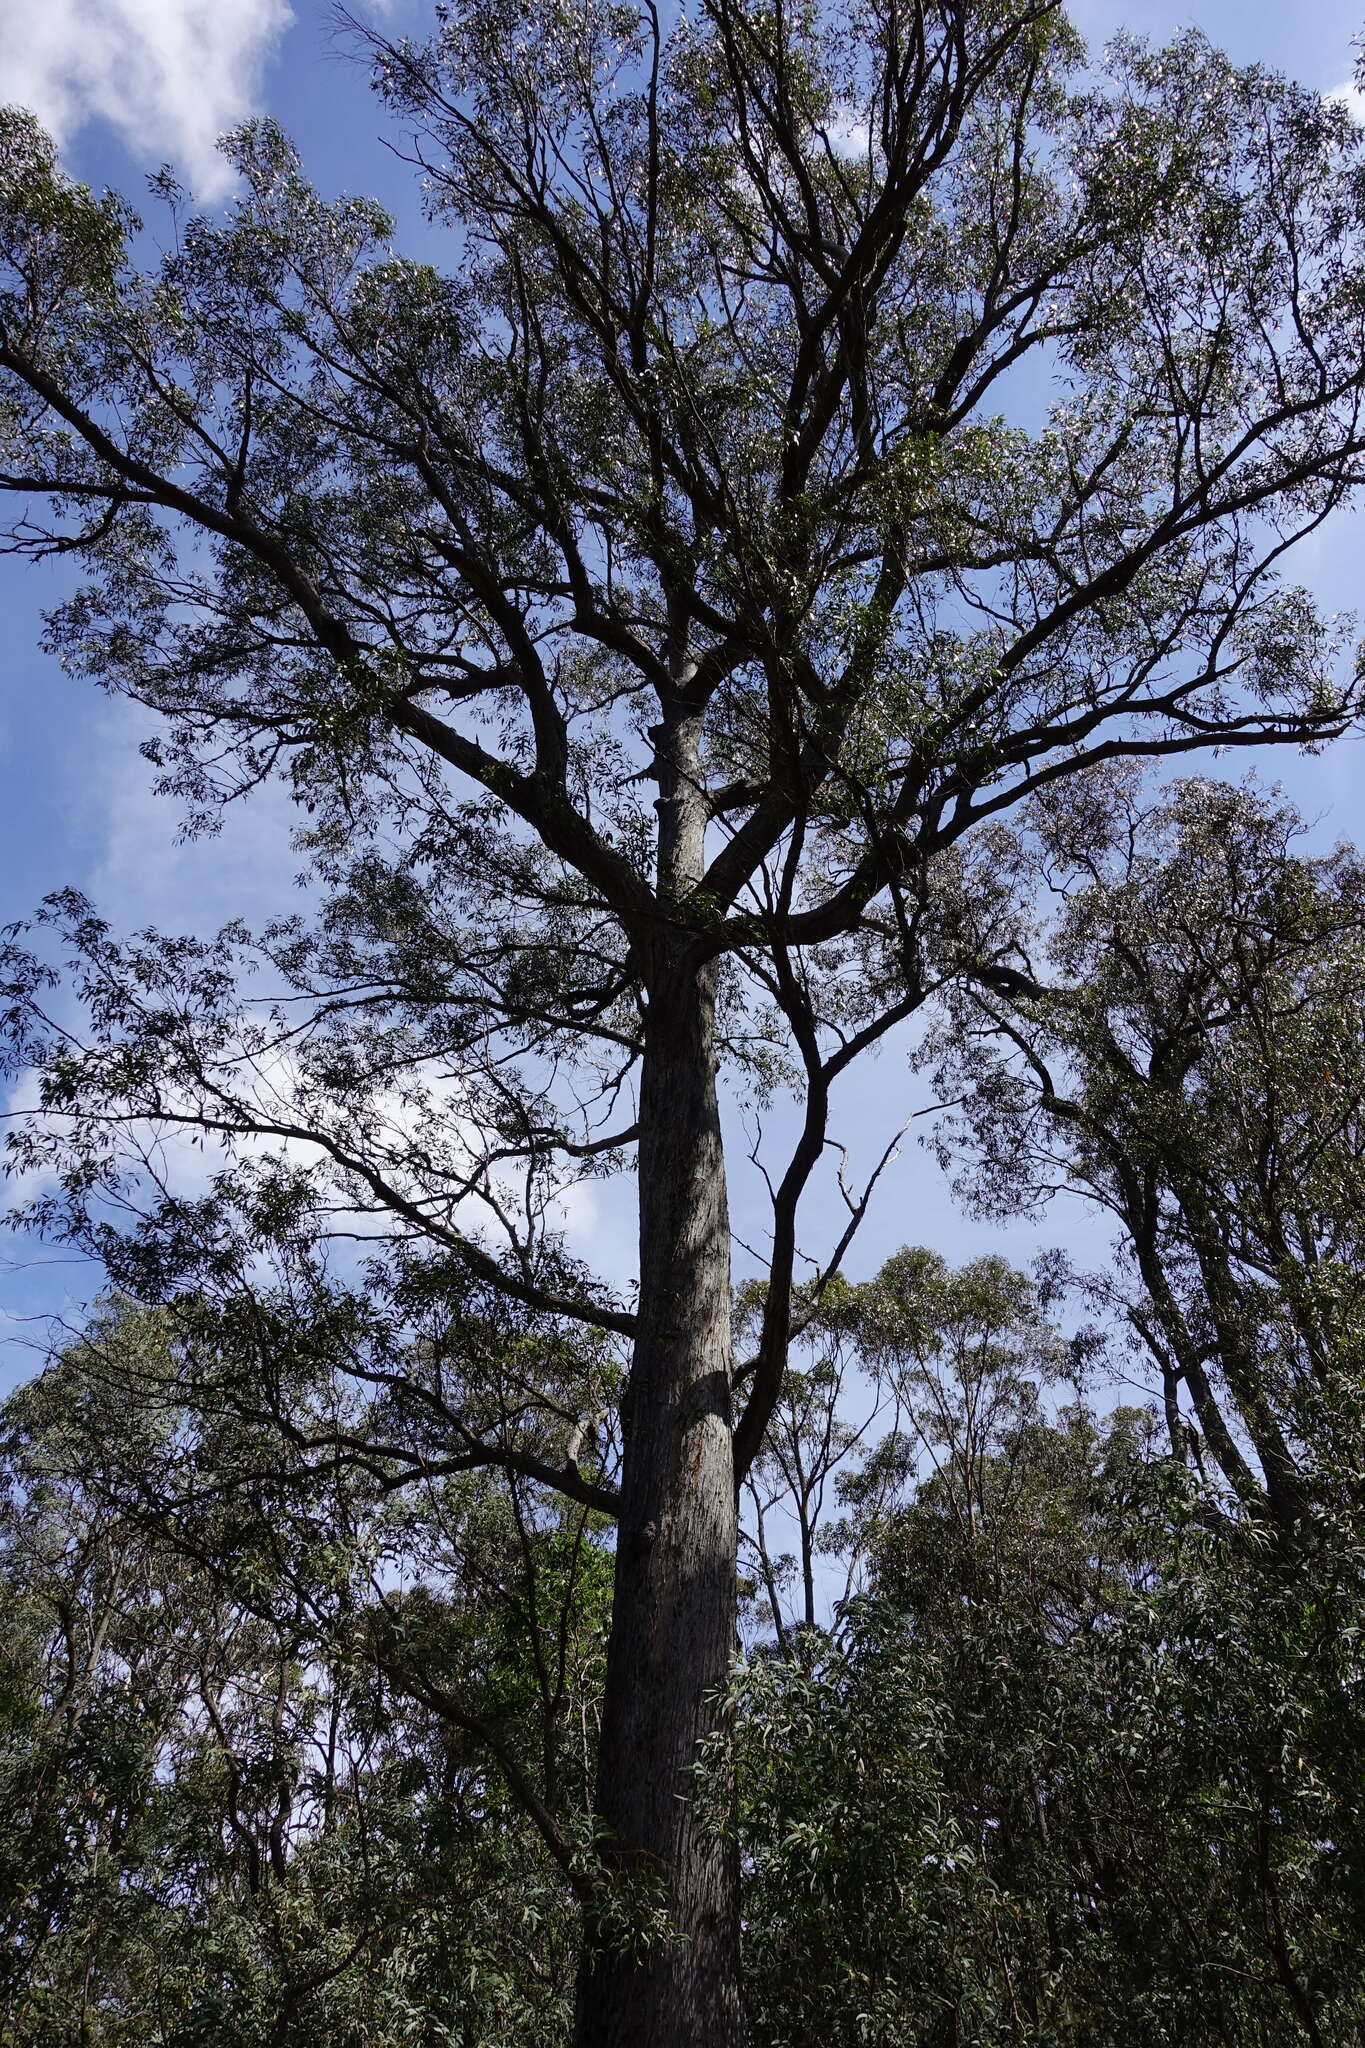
575;699;742;2047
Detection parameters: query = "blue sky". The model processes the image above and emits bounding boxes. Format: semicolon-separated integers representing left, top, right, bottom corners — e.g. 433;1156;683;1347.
1;0;1364;1388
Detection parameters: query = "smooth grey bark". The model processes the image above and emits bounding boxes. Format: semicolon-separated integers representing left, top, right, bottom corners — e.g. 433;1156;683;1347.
575;701;742;2047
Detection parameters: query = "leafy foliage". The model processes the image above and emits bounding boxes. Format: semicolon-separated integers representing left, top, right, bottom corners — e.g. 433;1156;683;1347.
731;1409;1365;2048
937;775;1365;1526
0;1303;605;2045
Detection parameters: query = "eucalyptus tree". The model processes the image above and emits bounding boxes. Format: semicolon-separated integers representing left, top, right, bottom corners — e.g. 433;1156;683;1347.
0;1301;601;2045
730;1398;1365;2047
4;0;1365;2035
737;1249;1073;1643
940;777;1365;1527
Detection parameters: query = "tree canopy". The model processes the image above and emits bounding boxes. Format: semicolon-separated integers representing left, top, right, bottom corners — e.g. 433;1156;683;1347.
3;0;1365;2037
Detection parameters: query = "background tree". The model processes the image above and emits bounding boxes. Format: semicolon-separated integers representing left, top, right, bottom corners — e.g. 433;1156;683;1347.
4;1;1365;2036
724;1248;1365;2047
737;1248;1075;1644
0;1299;605;2045
938;775;1365;1528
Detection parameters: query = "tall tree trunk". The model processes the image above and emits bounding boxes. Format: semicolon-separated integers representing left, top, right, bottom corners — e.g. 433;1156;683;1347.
575;699;742;2047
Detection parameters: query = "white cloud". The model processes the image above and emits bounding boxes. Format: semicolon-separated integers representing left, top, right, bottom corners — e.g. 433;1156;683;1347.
1325;81;1365;126
0;0;292;202
821;107;873;162
4;1022;605;1267
90;701;301;937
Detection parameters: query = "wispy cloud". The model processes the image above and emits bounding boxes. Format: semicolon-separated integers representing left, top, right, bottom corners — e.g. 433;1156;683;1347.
1325;81;1365;125
89;701;302;936
0;0;292;201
